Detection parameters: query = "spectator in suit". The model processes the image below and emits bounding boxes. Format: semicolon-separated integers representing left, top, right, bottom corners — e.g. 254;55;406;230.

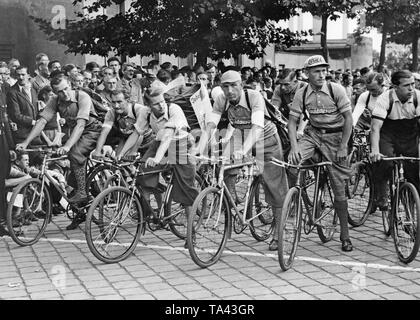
31;62;50;94
7;58;20;86
6;66;41;145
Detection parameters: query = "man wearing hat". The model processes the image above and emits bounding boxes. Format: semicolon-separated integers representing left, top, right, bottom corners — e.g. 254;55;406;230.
287;55;354;252
16;77;102;230
197;69;289;251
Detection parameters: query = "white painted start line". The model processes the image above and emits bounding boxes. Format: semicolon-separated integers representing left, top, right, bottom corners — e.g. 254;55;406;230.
17;236;420;273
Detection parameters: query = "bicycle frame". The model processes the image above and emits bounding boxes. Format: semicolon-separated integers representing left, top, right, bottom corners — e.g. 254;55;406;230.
271;158;333;233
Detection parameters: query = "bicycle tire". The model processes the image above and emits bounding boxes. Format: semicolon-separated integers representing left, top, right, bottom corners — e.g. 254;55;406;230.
165;174;203;240
381;181;393;236
391;182;420;264
347;162;374;227
86;164;114;198
278;187;302;271
315;173;337;243
186;186;231;268
248;177;274;241
85;186;143;264
6;178;52;246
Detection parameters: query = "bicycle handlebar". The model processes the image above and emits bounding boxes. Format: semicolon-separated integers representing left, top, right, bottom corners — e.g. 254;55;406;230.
270;158;333;169
382;156;420;162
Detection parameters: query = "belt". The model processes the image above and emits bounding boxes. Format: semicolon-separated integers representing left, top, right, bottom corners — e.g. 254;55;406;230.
312;126;343;134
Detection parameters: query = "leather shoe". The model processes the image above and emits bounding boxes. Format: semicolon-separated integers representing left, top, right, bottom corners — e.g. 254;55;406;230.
268;239;278;251
0;225;10;237
66;214;86;230
341;239;353;252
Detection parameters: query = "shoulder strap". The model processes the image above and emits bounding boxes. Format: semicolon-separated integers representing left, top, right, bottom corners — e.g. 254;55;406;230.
131;103;136;119
75;90;79;105
302;84;309;121
327;82;334;101
244;89;251;110
414;91;418;109
366;92;371;108
387;90;394;116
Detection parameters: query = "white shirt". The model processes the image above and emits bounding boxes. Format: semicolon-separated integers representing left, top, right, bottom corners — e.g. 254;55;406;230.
352;91;380;126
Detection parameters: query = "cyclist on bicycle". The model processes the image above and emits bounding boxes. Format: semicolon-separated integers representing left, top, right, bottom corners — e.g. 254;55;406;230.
16;77;102;229
370;70;420;212
91;89;155;160
287;55;354;252
197;70;289;251
120;83;199;231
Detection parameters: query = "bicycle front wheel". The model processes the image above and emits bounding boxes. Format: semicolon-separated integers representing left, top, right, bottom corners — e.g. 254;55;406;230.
278;187;302;271
85;186;144;264
6;178;52;246
248;178;274;241
86;164;113;198
347;162;374;227
391;182;420;264
315;175;337;243
186;187;231;268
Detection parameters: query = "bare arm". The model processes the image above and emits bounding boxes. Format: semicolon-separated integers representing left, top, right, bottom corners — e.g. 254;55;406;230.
63;119;87;150
370;118;384;162
18;118;47;148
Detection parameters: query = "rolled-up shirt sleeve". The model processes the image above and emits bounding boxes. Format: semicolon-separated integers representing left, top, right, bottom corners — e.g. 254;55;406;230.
166;104;189;130
334;85;352;114
289;88;304;119
352;91;368;126
76;91;93;121
133;104;150;135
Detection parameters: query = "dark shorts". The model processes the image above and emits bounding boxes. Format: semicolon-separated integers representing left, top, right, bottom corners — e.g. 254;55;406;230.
68;128;101;166
136;138;199;206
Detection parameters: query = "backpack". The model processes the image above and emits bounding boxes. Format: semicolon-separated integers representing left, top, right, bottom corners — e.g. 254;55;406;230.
79;88;109;122
113;103;137;137
243;89;291;156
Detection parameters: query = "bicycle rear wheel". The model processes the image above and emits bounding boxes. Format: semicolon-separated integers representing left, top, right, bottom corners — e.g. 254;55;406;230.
391;182;420;264
6;178;52;246
278;187;302;271
85;186;143;264
248;178;274;241
315;174;337;243
186;187;231;268
347;162;373;227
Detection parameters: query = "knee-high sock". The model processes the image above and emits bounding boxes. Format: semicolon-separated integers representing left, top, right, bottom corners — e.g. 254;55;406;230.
334;200;350;241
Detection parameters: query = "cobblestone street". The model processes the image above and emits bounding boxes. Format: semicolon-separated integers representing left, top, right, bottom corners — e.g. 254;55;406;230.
1;207;420;300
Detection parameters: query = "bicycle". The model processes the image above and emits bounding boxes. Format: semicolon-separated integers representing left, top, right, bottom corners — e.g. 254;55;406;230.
6;147;91;246
270;158;337;271
186;155;274;268
346;129;374;227
379;156;420;263
85;156;202;263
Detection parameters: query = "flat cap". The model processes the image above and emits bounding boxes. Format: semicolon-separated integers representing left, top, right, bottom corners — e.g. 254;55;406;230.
220;70;242;84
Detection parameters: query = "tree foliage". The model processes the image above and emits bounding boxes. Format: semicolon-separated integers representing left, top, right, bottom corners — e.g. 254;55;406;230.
295;0;363;62
357;0;420;70
32;0;311;62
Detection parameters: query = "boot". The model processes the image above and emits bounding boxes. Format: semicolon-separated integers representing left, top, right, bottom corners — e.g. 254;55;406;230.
334;200;353;252
68;164;88;204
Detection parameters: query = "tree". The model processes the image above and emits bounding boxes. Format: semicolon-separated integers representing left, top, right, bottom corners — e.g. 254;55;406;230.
296;0;363;62
357;0;413;69
32;0;310;64
387;0;420;71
